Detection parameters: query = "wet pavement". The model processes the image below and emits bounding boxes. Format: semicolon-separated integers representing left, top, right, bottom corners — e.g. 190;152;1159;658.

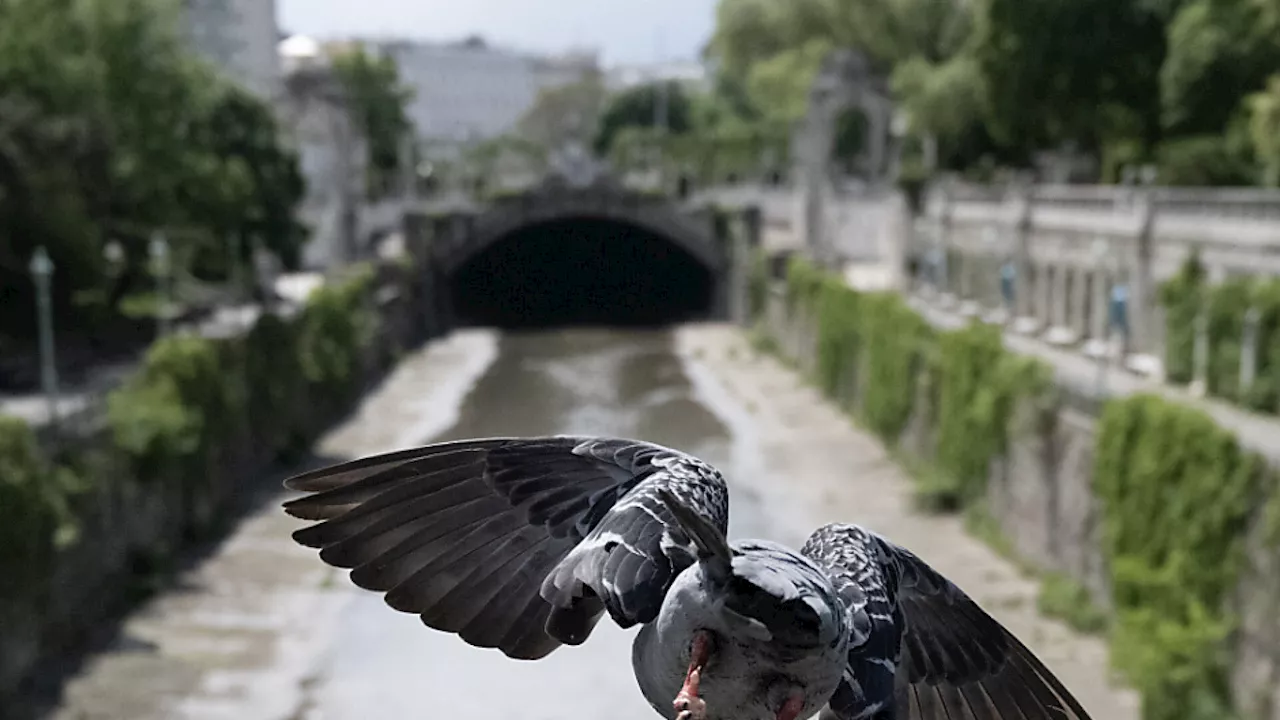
41;325;1140;720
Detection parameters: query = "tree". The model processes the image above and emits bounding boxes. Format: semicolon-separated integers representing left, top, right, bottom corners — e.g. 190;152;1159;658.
972;0;1167;159
331;46;415;199
1160;0;1280;136
1248;75;1280;186
516;72;607;151
0;0;306;343
592;81;694;156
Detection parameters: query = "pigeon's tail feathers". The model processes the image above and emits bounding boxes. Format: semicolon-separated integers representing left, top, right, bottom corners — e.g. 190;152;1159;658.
655;487;731;572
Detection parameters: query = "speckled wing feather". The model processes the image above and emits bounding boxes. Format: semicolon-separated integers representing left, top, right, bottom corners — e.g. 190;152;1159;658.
802;524;1094;720
282;436;728;661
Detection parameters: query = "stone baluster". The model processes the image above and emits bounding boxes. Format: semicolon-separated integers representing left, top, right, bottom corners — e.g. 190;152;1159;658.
1075;266;1091;338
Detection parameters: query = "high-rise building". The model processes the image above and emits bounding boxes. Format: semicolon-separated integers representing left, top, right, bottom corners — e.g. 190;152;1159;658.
183;0;282;99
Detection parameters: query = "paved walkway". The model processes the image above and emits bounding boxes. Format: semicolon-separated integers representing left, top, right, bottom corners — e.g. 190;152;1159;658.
909;296;1280;464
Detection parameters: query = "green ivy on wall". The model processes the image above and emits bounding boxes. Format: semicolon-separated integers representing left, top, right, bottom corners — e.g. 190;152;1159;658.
0;419;83;604
1094;393;1264;720
761;252;1278;720
780;256;1050;508
1159;251;1206;385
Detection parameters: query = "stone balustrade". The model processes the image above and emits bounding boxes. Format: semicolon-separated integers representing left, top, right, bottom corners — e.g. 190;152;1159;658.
698;180;1280;380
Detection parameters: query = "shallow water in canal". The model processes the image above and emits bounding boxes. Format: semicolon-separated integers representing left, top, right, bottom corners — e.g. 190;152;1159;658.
307;328;771;720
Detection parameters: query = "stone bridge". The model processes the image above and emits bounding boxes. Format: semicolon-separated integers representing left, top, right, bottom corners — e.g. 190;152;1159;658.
402;172;760;333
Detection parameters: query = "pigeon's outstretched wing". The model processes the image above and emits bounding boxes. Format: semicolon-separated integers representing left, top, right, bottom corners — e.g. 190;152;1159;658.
801;524;1093;720
283;436;728;661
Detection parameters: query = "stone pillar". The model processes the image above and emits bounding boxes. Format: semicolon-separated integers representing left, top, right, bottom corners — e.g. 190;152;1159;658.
1036;264;1053;327
1011;186;1035;318
1052;262;1070;328
1127;192;1157;354
958;251;973;298
1072;266;1090;337
1091;268;1110;340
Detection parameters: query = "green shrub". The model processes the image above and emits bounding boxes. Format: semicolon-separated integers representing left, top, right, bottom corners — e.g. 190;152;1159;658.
813;277;861;401
934;323;1051;506
1094;394;1264;720
859;292;933;442
107;334;237;483
296;268;377;407
1157;135;1256;187
1038;572;1110;635
1159;251;1206;385
780;256;1050;508
1246;280;1280;413
1206;279;1252;402
0;417;83;601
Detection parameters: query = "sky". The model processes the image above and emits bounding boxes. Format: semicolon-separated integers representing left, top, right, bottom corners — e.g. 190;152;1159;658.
276;0;719;67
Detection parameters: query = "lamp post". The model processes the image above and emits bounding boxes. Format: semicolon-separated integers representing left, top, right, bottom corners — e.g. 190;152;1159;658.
103;239;125;279
149;232;172;338
29;246;60;426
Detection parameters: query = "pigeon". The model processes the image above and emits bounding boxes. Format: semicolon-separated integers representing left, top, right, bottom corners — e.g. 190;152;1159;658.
282;436;1094;720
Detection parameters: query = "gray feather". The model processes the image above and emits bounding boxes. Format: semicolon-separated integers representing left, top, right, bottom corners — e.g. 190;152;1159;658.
802;523;1095;720
282;435;730;660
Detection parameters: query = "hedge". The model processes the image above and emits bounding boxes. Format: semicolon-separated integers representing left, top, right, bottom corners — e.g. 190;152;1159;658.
1;266;379;610
766;255;1279;720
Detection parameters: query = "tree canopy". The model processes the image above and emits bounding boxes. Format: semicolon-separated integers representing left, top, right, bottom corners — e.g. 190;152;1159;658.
0;0;306;343
330;47;415;198
702;0;1280;185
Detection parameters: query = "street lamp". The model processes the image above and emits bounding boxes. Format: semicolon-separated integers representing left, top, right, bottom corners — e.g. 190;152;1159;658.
149;232;172;338
103;239;125;278
29;246;60;426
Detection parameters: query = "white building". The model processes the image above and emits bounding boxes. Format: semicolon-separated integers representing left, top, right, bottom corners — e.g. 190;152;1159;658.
184;0;282;99
277;36;368;270
605;60;711;94
376;37;599;157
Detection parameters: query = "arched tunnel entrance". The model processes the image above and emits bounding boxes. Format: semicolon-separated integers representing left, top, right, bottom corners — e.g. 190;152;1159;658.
448;216;718;329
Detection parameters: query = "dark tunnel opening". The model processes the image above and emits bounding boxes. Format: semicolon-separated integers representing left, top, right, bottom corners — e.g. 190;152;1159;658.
449;217;717;329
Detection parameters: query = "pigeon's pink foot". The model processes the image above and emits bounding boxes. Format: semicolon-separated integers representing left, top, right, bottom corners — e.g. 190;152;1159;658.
673;631;713;720
776;690;806;720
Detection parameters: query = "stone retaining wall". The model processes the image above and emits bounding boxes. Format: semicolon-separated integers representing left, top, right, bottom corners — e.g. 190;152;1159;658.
753;287;1280;720
0;262;422;712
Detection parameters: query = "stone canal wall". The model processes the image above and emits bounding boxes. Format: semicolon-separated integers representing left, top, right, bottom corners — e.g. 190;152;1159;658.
749;256;1280;720
0;261;421;711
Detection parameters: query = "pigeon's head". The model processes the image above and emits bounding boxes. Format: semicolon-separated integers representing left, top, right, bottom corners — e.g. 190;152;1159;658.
716;540;846;654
